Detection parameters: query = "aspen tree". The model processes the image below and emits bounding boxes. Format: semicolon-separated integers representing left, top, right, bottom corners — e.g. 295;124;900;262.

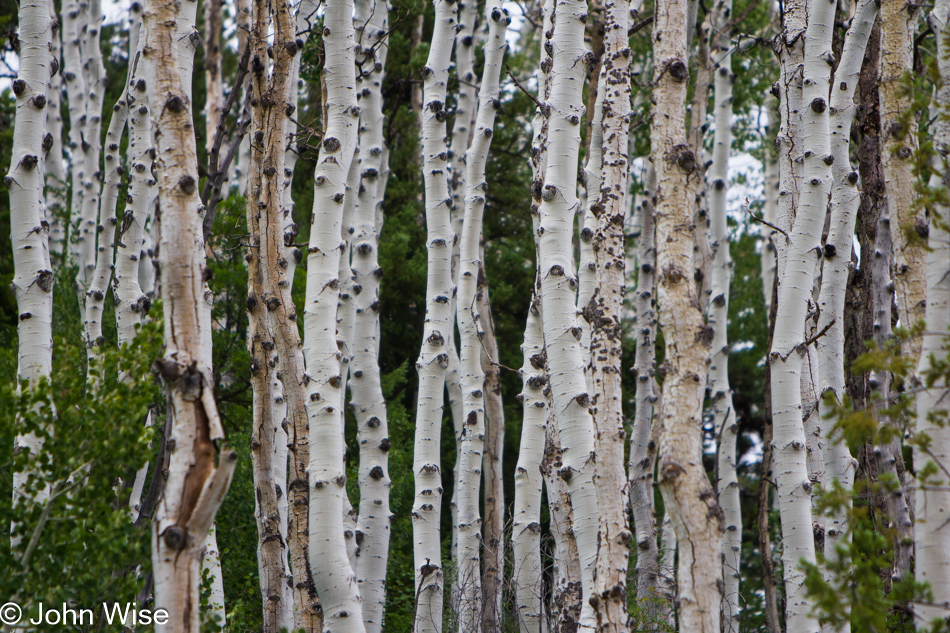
588;0;631;625
203;0;222;155
913;2;950;622
9;0;54;513
411;0;458;628
513;298;548;633
650;0;724;626
145;0;236;628
629;166;661;618
242;0;300;627
880;0;925;346
535;0;600;627
62;0;86;271
707;0;739;626
350;3;393;631
812;4;877;630
453;8;509;629
75;0;106;301
578;77;604;373
303;0;364;628
760;101;779;314
44;0;67;261
513;21;554;627
767;0;876;625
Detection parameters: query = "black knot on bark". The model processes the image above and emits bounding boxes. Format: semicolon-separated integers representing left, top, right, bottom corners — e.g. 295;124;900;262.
810;97;826;113
823;154;834;166
379;438;391;452
32;94;46;109
674;145;696;173
542;184;557;201
369;466;385;480
846;171;859;185
669;60;689;82
135;78;147;92
165;95;186;113
580;227;594;242
20;155;38;171
162;525;187;551
265;296;281;311
323;136;341;153
427;330;445;346
575;392;589;407
823;243;837;258
178;175;196;194
50;57;60;77
42;133;54;154
12;79;25;96
550;264;564;276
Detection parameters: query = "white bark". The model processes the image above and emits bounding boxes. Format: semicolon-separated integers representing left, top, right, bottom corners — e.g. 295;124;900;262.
708;0;740;625
411;0;458;629
534;0;598;627
62;0;86;270
578;75;603;372
767;0;838;623
9;0;54;516
452;9;509;629
513;298;548;633
303;0;364;628
75;0;106;300
913;2;950;624
44;0;67;261
629;166;661;618
761;100;779;314
813;4;877;631
650;0;723;627
350;2;392;631
146;0;236;625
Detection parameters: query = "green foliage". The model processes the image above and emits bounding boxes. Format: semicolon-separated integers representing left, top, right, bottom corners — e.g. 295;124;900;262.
0;300;162;629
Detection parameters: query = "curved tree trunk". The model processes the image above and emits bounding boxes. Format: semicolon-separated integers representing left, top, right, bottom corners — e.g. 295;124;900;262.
650;0;724;628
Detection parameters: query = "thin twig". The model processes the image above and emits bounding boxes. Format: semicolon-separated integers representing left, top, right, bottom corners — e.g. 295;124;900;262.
505;64;544;112
744;201;789;238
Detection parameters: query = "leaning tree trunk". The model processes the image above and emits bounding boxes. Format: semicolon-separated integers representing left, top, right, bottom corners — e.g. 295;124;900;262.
814;4;877;632
453;7;509;630
411;0;458;629
588;0;632;626
350;1;393;631
879;0;925;351
650;0;724;628
535;0;600;627
9;0;54;518
302;0;364;630
707;0;740;626
913;1;950;623
145;0;237;628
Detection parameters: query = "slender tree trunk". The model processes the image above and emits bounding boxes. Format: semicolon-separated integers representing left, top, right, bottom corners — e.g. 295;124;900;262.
351;2;393;631
913;3;950;624
535;0;600;627
650;0;724;628
44;0;67;262
813;5;877;632
879;0;925;351
587;0;631;627
514;297;548;633
761;101;779;316
146;0;237;627
62;0;86;272
303;0;364;629
453;8;509;630
411;0;458;629
9;0;54;520
203;0;222;156
707;0;740;626
629;166;661;625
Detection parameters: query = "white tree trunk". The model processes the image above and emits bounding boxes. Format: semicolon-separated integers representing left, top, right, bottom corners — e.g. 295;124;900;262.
767;0;839;624
303;0;364;629
880;0;925;350
588;0;632;626
629;166;661;620
44;0;67;261
9;0;54;518
513;298;548;633
813;4;877;631
534;0;599;627
62;0;87;271
707;0;740;626
913;2;950;624
350;2;392;631
146;0;237;626
452;9;509;630
650;0;724;628
411;0;457;629
761;101;779;314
